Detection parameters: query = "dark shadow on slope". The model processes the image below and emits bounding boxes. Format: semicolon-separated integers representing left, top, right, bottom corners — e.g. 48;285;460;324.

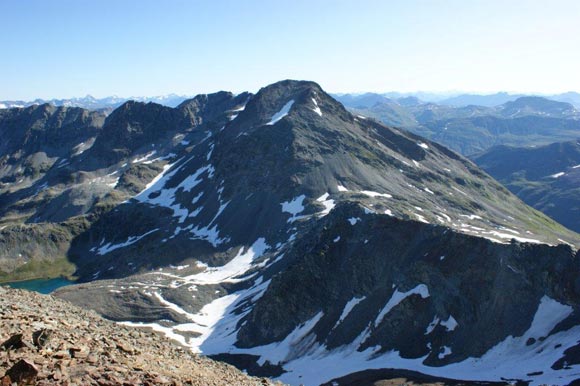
323;368;526;386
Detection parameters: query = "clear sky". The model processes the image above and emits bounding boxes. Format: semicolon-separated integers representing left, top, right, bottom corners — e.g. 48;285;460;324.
1;0;579;100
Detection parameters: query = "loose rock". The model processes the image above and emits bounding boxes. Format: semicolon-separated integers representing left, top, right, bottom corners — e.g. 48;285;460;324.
0;287;284;386
5;359;38;385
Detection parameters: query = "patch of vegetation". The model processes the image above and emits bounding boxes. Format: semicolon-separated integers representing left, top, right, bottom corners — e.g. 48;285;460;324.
0;257;76;283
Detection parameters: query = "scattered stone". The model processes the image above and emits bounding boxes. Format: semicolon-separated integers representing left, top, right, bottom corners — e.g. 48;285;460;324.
52;350;70;359
86;354;99;364
32;329;52;349
69;347;89;359
1;334;27;350
0;287;283;386
5;359;38;385
116;342;134;354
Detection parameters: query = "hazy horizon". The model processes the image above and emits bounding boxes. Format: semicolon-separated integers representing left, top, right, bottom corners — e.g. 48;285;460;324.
2;0;579;100
3;87;580;104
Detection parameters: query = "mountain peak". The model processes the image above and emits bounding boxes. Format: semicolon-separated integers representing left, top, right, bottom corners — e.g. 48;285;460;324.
262;79;323;93
223;79;352;139
253;80;327;115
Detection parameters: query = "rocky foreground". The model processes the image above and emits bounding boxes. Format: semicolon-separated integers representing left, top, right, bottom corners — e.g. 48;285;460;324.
0;286;281;386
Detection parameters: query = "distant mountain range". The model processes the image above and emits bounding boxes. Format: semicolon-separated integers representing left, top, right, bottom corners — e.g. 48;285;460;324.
439;92;580;108
336;94;580;155
2;91;579;112
0;94;190;110
1;80;580;385
334;91;580;108
473;140;580;233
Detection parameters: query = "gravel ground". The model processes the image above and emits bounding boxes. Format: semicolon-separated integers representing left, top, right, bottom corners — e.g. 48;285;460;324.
0;286;283;386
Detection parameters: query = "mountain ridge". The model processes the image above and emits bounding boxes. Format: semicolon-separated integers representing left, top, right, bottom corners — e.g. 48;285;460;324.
338;94;580;155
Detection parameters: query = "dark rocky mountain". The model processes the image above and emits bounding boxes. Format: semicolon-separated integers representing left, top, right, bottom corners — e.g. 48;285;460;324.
340;95;580;156
1;80;580;385
86;92;251;168
0;104;106;225
473;140;580;233
0;103;105;166
0;92;248;281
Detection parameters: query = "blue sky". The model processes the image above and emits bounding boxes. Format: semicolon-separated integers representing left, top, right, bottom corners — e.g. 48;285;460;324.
1;0;579;99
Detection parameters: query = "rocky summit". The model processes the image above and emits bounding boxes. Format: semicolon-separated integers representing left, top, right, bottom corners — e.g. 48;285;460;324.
0;285;281;386
1;80;580;385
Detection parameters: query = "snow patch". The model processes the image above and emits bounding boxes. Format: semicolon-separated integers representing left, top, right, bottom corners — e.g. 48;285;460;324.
72;139;95;156
348;217;361;225
316;193;335;216
281;195;306;223
414;213;429;223
132;150;157;164
482;231;541;244
335;297;366;327
96;229;159;255
425;316;440;335
417;142;429;150
267;100;294;125
183;238;269;284
189;223;229;248
231;104;246;112
438;346;452;359
525;296;572;339
374;284;430;327
136;157;182;195
242;295;578;386
311;98;322;116
359;191;392;198
135;159;214;224
441;315;458;331
460;214;482;220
